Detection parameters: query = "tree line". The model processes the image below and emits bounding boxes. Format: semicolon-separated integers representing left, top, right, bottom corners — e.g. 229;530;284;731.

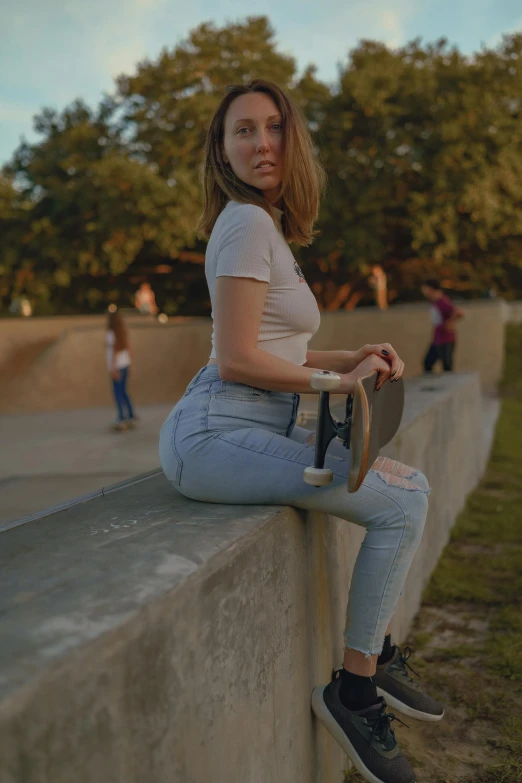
1;16;521;315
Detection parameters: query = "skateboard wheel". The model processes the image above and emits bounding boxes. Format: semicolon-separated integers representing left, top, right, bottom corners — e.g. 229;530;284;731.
310;371;341;391
304;467;334;486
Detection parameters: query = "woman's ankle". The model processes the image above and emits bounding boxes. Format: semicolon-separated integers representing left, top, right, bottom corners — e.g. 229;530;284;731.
343;647;378;677
339;669;379;712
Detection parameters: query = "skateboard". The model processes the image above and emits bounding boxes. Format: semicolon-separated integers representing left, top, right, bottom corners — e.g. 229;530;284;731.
303;370;404;492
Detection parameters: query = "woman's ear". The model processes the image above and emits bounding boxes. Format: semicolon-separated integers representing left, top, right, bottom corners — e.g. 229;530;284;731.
222;148;229;165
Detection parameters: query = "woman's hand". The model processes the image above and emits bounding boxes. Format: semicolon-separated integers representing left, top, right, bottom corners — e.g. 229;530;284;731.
111;369;120;381
354;343;404;384
339;353;395;394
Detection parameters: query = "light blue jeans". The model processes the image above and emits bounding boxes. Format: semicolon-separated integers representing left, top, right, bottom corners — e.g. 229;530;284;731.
159;365;429;656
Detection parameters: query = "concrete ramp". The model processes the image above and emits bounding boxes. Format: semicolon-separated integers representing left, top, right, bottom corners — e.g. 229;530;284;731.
0;328;119;413
0;338;58;411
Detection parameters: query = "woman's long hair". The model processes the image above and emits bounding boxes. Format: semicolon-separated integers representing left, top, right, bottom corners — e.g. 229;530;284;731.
198;79;326;246
107;311;129;353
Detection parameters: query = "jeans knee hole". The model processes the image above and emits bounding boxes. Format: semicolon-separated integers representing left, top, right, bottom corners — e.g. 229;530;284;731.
372;470;427;492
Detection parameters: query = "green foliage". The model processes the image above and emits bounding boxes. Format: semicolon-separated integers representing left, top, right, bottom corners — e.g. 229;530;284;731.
1;19;522;314
116;16;296;179
304;36;522;308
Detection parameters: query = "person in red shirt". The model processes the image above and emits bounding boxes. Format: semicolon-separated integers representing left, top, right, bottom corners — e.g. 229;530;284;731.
421;279;464;372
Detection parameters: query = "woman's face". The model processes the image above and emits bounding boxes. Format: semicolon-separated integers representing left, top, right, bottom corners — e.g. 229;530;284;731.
222;92;283;204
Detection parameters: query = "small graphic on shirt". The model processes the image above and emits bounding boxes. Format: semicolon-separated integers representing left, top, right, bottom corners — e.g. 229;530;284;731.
294;261;306;283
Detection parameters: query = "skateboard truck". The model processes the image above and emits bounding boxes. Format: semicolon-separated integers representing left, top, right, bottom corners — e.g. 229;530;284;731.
303;371;351;487
303;369;405;493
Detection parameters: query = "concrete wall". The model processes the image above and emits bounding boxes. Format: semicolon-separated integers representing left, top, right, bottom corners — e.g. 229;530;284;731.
0;373;497;783
0;300;506;413
309;300;505;395
504;300;522;324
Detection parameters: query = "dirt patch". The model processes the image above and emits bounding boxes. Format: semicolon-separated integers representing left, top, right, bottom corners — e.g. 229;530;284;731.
396;605;504;782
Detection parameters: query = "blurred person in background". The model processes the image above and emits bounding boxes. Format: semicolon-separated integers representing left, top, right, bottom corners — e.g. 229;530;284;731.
105;309;137;431
134;281;158;316
368;264;388;310
421;279;464;373
9;296;32;316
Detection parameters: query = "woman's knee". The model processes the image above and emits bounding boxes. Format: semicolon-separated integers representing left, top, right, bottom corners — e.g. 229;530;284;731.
410;469;430;493
369;469;429;542
371;457;430;494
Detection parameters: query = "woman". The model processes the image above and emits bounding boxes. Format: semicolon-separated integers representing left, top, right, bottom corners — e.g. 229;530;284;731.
105;309;136;431
159;80;443;783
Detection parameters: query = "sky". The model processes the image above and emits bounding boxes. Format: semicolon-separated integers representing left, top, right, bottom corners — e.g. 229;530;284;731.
1;0;521;165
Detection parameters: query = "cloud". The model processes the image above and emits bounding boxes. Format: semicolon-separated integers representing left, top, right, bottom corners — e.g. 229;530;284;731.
273;0;420;82
485;15;522;50
379;11;403;47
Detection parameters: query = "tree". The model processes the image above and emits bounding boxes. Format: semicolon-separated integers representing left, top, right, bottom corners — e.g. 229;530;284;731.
1;16;330;314
2;100;197;311
115;17;297;180
2;23;522;314
305;35;522;306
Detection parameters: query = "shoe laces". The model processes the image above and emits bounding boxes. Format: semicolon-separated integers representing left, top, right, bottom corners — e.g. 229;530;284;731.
369;700;409;750
393;645;420;682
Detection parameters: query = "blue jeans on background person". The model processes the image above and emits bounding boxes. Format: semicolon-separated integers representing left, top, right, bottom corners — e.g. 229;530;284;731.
112;366;135;422
423;342;455;372
159;365;429;656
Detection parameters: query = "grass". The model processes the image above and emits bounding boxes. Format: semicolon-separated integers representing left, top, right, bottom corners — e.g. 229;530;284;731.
345;324;522;783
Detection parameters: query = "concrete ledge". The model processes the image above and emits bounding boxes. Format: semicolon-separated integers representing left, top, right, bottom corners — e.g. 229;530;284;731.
0;374;498;783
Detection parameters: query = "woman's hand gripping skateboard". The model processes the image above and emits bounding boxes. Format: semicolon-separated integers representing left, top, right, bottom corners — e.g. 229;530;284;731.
303;348;405;493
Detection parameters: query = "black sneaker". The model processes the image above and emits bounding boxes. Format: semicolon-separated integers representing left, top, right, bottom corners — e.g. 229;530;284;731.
374;646;444;722
311;670;416;783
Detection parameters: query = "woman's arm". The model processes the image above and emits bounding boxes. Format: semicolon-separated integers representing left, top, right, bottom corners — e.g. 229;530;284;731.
213;277;387;394
304;350;360;374
305;344;404;378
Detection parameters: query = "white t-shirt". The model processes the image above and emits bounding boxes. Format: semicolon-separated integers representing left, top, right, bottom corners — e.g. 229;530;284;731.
206;201;321;366
430;305;443;326
105;330;131;371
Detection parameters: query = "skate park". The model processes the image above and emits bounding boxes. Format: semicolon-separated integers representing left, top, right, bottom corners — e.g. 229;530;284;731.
1;299;519;781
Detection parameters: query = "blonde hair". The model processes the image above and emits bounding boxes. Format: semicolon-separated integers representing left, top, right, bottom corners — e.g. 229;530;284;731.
198;79;326;246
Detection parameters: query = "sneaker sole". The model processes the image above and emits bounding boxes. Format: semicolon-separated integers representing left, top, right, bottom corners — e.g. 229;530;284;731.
376;687;444;722
311;686;415;783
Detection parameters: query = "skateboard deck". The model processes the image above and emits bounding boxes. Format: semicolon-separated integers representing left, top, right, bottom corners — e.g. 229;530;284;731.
303;370;405;493
347;371;404;492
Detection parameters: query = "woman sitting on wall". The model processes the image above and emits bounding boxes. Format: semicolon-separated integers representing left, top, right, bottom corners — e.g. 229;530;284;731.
159;79;443;783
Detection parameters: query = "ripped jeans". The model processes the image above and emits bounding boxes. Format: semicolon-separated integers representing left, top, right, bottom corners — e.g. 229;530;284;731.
159;365;429;657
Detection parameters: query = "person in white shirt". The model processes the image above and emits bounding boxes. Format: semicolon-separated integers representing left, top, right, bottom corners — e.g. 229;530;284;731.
159;79;441;782
105;310;136;431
